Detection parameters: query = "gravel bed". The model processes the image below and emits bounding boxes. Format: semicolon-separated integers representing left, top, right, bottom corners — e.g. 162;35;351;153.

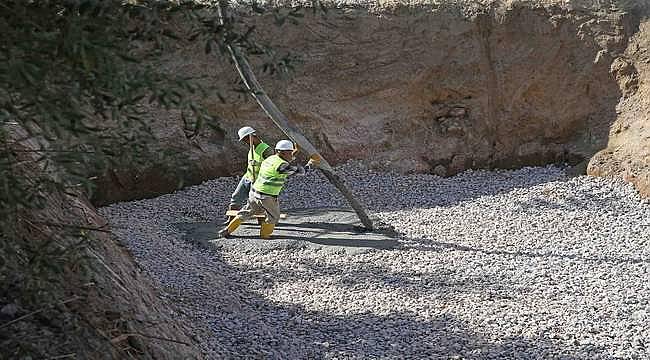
100;163;650;359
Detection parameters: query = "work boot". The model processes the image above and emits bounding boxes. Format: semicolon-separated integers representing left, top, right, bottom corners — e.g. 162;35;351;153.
217;228;230;238
260;222;275;239
218;217;242;238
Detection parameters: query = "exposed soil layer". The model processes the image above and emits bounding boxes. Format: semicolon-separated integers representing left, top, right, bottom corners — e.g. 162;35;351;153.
92;2;649;204
588;16;650;197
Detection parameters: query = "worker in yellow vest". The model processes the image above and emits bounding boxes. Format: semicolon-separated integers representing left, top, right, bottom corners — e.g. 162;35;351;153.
218;139;319;239
223;126;273;225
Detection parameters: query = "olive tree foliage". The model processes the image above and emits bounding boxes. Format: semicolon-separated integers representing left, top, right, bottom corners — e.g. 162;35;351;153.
0;0;294;211
0;0;302;255
0;0;307;355
0;0;312;218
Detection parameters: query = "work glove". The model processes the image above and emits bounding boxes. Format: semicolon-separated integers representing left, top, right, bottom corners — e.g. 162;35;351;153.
295;165;306;176
306;154;321;169
292;143;300;156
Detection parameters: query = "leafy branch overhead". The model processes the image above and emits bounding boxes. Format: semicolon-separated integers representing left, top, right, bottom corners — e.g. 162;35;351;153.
0;0;305;206
0;0;310;357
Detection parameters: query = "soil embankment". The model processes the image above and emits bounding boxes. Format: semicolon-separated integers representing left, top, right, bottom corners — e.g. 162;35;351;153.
92;1;649;204
1;126;202;358
588;16;650;197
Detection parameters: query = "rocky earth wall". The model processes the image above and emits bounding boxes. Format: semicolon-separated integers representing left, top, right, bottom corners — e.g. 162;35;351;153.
92;2;649;204
588;16;650;197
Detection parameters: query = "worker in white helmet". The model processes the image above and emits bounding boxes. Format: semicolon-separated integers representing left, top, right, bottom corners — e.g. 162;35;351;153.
223;126;274;224
219;139;320;239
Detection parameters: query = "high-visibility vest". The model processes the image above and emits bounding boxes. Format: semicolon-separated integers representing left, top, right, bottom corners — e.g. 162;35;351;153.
253;154;289;196
244;142;270;181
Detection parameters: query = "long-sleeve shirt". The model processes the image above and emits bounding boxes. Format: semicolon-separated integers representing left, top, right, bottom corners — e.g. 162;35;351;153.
277;162;310;176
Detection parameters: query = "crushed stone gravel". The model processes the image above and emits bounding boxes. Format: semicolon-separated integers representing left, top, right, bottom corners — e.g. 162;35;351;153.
100;162;650;359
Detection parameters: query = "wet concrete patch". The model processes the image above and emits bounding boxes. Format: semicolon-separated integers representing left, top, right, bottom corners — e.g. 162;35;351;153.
174;208;400;254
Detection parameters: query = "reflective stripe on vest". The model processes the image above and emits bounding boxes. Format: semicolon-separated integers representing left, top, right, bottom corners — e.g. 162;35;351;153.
244;142;270;181
253;154;289;196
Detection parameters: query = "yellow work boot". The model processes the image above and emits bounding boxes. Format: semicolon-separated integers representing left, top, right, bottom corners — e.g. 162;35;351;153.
218;217;242;238
260;222;275;239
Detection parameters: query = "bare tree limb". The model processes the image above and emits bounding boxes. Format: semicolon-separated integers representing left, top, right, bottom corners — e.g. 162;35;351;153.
110;332;190;346
0;296;81;330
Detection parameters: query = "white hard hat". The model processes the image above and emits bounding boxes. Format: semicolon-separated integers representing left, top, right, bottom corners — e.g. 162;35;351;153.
237;126;256;141
275;140;294;151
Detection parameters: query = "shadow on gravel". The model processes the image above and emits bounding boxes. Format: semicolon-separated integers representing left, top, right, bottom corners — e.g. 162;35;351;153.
171;215;611;358
209;303;611;358
185;250;609;359
248;255;511;298
510;189;643;215
230;310;605;359
278;235;399;249
414;239;650;266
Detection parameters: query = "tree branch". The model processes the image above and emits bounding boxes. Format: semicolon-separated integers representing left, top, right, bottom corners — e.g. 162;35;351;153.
0;296;81;330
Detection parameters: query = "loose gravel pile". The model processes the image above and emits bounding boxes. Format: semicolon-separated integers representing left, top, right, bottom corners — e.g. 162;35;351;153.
100;163;650;359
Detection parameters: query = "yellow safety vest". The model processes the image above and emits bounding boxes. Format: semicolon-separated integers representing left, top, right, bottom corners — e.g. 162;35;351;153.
252;154;289;196
244;142;270;181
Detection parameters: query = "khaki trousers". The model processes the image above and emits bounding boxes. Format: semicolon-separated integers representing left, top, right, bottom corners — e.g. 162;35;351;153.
237;191;281;225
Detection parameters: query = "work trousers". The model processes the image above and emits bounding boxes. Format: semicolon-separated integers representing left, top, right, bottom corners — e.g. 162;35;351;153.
237;191;281;225
229;177;252;209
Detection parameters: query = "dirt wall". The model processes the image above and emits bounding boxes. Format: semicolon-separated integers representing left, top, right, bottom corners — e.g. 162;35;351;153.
588;16;650;197
92;2;648;204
